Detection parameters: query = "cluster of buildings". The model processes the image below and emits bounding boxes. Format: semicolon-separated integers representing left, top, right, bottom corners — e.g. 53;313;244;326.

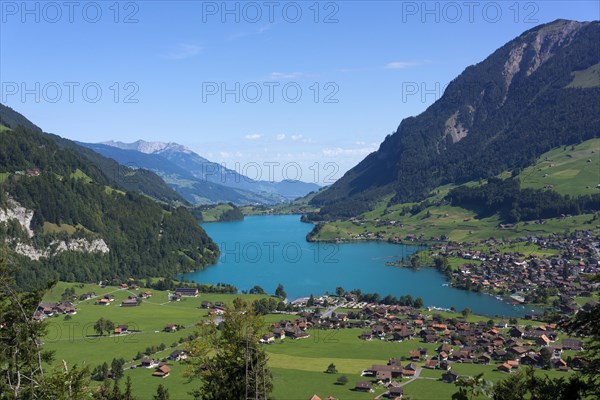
434;232;599;310
286;300;588;399
34;301;76;320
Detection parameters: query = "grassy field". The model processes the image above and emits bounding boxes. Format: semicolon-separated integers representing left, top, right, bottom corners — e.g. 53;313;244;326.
271;367;388;400
41;283;581;399
197;203;239;222
70;168;93;183
103;186;126;196
42;222;77;235
518;138;600;196
42;282;271;367
566;62;600;89
314;204;599;243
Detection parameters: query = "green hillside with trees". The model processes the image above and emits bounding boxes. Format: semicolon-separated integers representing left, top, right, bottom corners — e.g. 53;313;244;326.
0;125;219;289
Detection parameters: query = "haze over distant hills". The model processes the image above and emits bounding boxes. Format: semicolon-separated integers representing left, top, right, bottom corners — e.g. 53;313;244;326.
80;140;321;205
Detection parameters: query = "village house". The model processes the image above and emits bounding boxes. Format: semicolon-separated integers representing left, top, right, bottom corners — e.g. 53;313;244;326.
260;333;275;344
140;357;158;368
96;298;110;306
354;381;373;392
114;324;129;335
562;338;584;351
272;328;286;340
200;300;213;309
121;298;138;307
103;294;115;301
174;287;199;297
386;385;404;399
168;350;188;361
152;364;171;378
498;363;513;373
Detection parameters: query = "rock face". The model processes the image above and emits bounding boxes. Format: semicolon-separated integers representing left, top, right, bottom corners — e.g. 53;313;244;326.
0;197;34;237
13;239;110;261
50;238;110;255
1;195;110;260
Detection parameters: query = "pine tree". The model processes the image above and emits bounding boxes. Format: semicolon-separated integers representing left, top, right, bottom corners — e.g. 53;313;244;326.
275;283;286;299
185;298;273;400
154;384;169;400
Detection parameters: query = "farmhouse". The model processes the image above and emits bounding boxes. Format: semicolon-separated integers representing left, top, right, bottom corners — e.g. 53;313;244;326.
260;333;275;344
103;294;115;302
168;350;188;361
114;325;128;335
121;298;138;307
386;386;404;399
200;300;213;309
354;381;373;392
498;363;512;373
140;357;158;368
272;328;286;339
174;288;199;297
96;298;110;306
562;339;584;350
152;364;171;378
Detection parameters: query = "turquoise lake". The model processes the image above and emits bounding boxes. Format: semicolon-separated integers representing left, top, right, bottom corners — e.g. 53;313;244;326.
181;215;534;317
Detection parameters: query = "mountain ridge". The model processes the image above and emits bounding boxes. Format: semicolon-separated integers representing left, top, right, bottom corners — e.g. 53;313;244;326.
310;19;600;218
84;140;321;205
102;139;197;156
0;104;186;205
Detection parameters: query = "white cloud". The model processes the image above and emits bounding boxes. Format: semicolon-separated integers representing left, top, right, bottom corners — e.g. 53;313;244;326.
244;133;263;140
164;44;202;60
219;151;243;159
291;134;303;141
229;24;272;41
384;61;422;69
275;134;286;141
268;72;304;80
321;145;377;157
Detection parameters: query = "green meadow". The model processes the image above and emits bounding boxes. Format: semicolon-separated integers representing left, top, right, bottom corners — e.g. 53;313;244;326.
41;282;580;399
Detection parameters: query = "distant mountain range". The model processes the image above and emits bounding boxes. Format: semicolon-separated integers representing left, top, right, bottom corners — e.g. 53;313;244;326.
79;140;320;205
0;104;184;205
311;19;600;219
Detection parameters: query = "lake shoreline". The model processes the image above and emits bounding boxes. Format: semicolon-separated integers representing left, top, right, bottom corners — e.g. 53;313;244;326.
182;215;537;317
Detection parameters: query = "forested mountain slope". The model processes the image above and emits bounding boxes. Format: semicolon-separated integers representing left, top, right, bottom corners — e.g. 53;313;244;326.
0;122;218;289
311;20;600;219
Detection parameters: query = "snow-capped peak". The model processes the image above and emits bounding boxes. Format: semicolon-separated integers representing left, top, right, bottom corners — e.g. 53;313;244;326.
101;140;192;154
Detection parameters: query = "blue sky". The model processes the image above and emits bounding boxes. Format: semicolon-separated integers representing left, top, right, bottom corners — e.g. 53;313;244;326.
1;1;598;183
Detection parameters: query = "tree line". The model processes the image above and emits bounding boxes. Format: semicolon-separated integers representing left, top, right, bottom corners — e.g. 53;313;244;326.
447;177;600;223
